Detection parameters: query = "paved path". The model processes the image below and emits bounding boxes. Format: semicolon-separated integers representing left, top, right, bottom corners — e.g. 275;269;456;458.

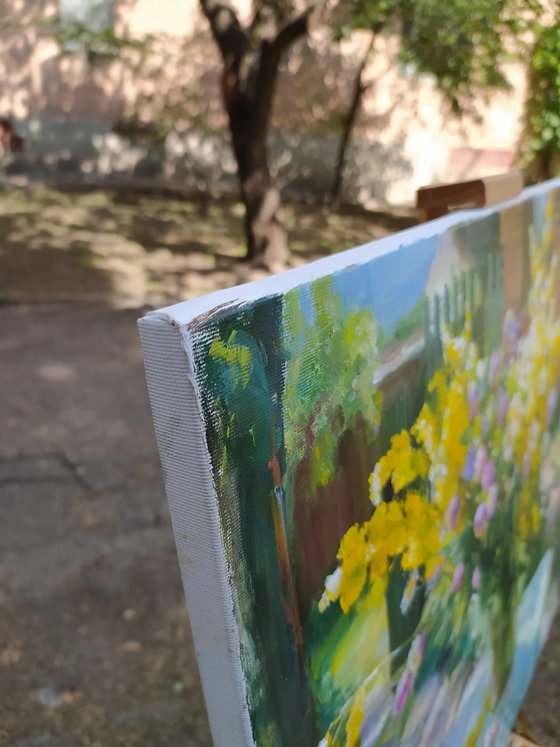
0;304;211;746
1;303;558;746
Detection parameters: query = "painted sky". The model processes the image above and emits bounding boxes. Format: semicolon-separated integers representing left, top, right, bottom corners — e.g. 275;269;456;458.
332;236;439;334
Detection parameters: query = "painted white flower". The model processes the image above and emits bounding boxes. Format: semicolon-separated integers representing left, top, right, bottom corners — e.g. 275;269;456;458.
370;467;382;505
476;359;486;380
400;570;419;615
318;567;342;612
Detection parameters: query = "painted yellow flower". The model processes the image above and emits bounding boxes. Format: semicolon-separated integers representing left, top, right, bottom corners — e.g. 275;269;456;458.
345;685;365;747
369;430;429;504
322;195;560;637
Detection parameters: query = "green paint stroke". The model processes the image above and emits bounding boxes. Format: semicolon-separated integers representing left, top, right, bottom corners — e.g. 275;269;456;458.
209;330;253;388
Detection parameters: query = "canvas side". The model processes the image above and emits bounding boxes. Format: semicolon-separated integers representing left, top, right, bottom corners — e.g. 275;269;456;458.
137;313;255;747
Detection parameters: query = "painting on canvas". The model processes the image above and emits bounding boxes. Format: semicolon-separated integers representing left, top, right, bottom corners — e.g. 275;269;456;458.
144;184;560;747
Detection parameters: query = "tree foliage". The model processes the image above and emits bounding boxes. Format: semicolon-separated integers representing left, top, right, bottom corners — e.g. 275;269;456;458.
331;0;542;198
54;20;146;65
521;20;560;181
342;0;541;114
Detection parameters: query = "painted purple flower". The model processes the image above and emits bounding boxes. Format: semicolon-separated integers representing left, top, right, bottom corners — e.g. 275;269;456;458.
472;566;482;591
467;382;481;420
484;720;500;747
481;459;496;491
497;388;509;426
547;388;558;426
504;310;522;355
473;445;488;483
452;562;465;593
394;669;414;714
446;495;461;531
489;350;501;386
474;503;489;539
487;484;499;518
427;562;442;590
463;447;476;481
523;451;532;478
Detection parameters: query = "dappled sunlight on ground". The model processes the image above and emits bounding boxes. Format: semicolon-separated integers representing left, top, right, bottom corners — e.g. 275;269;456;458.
0;185;413;308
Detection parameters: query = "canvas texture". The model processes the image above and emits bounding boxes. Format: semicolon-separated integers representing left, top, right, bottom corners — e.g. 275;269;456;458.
140;182;560;747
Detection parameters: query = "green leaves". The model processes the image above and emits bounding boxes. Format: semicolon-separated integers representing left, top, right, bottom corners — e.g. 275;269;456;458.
339;0;542;116
521;21;560;179
52;15;149;67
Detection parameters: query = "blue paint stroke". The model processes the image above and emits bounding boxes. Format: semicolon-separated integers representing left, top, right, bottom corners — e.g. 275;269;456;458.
332;237;439;334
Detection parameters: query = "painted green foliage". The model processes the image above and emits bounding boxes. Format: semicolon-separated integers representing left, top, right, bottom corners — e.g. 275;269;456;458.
198;298;315;747
283;277;381;499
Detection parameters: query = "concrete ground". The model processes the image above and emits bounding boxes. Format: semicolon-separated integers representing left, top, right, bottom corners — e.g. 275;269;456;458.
0;304;211;746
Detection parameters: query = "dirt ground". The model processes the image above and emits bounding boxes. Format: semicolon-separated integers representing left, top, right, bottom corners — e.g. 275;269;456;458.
0;185;411;308
0;186;558;746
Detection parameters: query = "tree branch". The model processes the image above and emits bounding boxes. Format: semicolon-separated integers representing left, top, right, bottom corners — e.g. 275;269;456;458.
331;34;375;202
198;0;249;64
250;0;299;39
252;6;314;135
271;6;313;55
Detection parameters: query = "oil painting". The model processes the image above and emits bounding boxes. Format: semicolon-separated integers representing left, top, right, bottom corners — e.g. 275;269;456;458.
140;182;560;747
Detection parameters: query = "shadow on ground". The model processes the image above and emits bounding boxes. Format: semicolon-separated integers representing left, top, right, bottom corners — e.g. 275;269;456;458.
0;185;414;309
0;305;212;747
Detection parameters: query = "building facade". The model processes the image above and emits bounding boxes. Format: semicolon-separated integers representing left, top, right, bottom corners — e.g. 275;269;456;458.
0;0;525;205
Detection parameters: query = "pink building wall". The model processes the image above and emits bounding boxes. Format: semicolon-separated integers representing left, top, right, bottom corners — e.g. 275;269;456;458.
0;0;525;205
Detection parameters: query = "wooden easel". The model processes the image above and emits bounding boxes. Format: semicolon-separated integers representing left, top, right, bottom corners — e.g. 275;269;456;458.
508;711;542;746
416;171;523;221
416;171;541;747
508;735;541;747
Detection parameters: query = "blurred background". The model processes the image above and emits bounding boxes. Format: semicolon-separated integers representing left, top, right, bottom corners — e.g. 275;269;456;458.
1;1;560;745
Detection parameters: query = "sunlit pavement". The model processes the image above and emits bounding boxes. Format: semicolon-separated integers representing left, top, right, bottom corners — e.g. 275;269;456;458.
0;304;212;746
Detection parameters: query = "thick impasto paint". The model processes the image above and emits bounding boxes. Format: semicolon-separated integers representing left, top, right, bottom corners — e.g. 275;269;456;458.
165;187;560;746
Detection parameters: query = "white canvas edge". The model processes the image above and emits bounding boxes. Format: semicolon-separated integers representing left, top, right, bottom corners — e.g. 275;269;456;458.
145;178;560;330
138;315;255;747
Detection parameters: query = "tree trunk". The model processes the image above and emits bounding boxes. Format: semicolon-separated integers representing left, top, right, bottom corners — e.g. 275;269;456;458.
228;107;288;268
199;1;313;269
331;36;374;204
535;148;553;182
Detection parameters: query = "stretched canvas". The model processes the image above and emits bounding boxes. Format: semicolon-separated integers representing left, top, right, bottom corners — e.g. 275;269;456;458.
139;180;560;747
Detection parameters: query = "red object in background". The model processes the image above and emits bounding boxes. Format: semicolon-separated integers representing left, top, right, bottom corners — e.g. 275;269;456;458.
0;117;24;152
